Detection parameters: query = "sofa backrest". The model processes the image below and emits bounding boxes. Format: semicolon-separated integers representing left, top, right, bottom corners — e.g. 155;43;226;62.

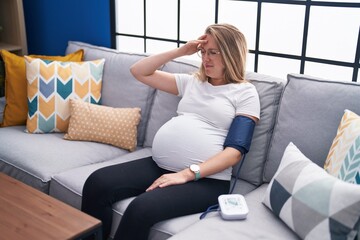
263;73;360;182
236;72;286;186
144;69;286;186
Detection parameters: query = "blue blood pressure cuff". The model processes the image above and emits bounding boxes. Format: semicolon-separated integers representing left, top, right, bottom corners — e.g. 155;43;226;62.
223;115;256;155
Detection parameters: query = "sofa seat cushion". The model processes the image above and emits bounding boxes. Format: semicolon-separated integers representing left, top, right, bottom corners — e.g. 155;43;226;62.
0;126;129;193
168;184;299;240
50;148;153;208
265;74;360;182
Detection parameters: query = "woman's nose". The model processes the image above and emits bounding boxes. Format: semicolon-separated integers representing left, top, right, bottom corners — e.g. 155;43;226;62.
202;54;211;62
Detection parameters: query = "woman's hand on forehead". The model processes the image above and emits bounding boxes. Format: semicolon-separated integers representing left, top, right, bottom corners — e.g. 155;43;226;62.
197;34;208;48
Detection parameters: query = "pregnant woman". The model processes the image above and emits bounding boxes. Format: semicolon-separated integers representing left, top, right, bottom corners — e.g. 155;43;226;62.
81;23;260;240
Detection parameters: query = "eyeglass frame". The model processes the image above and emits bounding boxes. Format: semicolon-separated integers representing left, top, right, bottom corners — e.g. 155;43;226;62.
196;48;221;58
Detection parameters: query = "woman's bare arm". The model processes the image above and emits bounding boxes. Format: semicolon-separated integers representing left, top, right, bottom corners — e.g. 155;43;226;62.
130;36;207;95
146;147;242;191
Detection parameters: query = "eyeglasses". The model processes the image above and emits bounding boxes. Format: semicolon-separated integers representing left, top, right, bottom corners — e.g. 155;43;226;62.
197;48;221;58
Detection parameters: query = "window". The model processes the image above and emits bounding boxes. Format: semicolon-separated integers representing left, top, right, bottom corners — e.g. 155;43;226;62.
111;0;360;82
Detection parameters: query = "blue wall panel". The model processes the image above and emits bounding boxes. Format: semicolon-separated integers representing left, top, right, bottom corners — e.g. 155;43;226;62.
23;0;111;55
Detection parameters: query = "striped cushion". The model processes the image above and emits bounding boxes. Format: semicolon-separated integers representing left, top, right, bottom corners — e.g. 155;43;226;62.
324;109;360;184
0;49;84;127
25;56;105;133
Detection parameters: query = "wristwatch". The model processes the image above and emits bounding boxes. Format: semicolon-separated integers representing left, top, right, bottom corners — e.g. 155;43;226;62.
190;164;201;181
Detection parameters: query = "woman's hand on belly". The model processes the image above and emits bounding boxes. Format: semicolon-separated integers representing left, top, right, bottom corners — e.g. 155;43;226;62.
146;169;194;192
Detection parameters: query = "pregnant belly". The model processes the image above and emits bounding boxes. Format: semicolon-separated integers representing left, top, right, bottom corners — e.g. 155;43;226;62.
152;114;225;172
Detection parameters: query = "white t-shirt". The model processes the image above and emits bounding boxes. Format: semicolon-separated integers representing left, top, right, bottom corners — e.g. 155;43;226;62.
152;74;260;181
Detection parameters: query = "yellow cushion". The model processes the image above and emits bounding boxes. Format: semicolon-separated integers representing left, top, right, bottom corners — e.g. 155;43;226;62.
0;58;5;97
64;99;141;152
0;49;84;127
25;56;105;133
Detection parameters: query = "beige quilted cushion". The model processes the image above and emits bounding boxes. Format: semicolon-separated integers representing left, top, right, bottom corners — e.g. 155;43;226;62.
64;99;141;151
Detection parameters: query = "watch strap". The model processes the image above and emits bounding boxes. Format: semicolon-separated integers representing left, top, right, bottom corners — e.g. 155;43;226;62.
194;171;201;181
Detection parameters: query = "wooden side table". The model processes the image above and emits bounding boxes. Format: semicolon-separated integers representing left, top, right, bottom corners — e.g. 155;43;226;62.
0;173;102;240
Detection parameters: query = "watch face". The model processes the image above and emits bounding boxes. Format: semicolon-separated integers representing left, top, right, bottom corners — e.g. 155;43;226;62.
190;164;200;172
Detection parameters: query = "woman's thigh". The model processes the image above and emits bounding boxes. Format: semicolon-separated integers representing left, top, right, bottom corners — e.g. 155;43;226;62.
82;157;169;203
122;178;230;225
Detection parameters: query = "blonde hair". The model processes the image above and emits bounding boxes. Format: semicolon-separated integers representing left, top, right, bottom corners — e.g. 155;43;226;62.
196;23;248;84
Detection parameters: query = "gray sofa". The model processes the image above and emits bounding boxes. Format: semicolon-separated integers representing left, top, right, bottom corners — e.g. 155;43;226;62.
1;41;359;239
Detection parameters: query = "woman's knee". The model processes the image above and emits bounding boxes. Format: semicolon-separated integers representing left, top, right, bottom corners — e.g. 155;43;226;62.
83;168;111;198
123;195;159;224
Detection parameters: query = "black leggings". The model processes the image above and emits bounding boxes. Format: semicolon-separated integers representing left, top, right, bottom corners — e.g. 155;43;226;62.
81;157;230;240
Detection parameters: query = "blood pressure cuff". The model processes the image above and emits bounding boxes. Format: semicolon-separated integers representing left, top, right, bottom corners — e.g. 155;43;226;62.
224;115;256;155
